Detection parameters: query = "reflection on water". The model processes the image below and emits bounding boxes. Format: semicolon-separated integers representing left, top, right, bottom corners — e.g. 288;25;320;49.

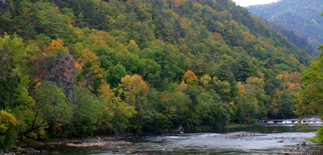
41;125;322;155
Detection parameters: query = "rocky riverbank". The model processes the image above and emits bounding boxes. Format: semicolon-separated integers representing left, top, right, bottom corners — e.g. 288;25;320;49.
1;136;133;154
1;125;322;154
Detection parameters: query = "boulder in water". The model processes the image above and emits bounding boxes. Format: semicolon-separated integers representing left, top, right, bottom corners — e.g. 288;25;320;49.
297;141;306;146
52;151;59;154
173;126;184;133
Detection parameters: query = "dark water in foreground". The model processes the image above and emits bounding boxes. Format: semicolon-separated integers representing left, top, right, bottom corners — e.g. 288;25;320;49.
43;126;322;155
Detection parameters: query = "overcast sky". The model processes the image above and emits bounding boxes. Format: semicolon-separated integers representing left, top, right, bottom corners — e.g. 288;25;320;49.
231;0;281;7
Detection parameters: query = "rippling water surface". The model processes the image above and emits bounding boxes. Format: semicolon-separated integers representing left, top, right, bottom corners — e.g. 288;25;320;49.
43;125;322;155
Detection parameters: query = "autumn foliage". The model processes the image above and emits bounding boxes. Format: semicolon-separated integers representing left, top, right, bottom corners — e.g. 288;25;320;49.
0;0;315;147
183;70;199;84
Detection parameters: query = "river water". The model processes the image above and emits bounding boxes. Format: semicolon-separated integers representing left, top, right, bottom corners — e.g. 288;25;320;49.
42;125;322;155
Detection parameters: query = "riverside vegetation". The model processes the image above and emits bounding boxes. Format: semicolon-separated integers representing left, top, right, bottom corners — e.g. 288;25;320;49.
0;0;322;149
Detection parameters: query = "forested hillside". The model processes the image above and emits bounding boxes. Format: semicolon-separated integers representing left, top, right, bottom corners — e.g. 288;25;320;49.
248;0;323;53
259;18;318;57
0;0;312;148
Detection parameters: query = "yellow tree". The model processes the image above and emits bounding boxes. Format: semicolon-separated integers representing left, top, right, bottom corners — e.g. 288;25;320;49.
119;74;150;132
97;81;114;102
120;74;149;105
183;70;198;84
97;81;136;134
213;77;231;94
200;74;212;90
245;76;266;102
176;81;188;92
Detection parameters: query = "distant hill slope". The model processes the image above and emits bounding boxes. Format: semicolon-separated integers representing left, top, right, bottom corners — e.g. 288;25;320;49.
248;0;323;54
258;18;319;56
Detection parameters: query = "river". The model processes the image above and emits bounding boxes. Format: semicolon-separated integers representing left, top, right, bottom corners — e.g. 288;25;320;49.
37;125;323;155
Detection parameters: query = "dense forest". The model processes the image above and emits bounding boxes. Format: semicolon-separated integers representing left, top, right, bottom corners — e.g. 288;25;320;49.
0;0;318;148
248;0;323;53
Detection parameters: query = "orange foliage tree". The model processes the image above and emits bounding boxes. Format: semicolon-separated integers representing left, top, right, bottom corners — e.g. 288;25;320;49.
183;70;198;84
76;48;103;90
44;39;69;56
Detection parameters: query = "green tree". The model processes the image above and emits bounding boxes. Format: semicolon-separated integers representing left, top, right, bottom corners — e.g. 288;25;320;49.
0;36;33;109
107;64;127;88
29;1;73;39
233;56;258;82
72;86;105;136
198;90;232;129
295;46;323;143
32;81;74;137
234;81;260;124
295;52;323;118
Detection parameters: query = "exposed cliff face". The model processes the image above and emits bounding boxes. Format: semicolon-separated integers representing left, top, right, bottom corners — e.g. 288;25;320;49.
48;54;76;98
29;53;76;98
0;0;10;12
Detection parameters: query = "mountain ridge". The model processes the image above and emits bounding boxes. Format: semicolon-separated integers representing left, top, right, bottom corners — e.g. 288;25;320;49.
258;17;318;56
248;0;323;52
